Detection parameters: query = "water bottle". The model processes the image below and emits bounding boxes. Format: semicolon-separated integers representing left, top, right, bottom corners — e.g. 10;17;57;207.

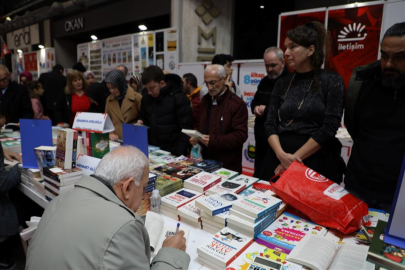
150;189;161;214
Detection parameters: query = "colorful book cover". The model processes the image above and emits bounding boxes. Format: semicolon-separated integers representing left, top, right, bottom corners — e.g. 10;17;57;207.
229;175;260;188
89;132;109;158
190;159;222;172
256;212;327;255
197;227;254;268
153;165;180;175
367;220;405;269
171;167;203;181
207;181;246;195
232;193;282;219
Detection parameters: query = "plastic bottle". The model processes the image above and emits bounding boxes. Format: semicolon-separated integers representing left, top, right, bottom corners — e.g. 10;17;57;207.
150;189;161;214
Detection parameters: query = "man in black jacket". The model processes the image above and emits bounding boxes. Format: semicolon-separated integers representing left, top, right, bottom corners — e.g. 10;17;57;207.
137;66;192;156
38;64;67;125
251;47;288;178
344;22;405;212
0;65;33;124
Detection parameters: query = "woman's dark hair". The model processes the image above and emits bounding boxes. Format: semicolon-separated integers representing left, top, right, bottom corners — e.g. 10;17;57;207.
27;81;42;98
286;21;327;69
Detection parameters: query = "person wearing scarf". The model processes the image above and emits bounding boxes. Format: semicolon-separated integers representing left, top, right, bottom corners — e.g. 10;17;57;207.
104;70;142;140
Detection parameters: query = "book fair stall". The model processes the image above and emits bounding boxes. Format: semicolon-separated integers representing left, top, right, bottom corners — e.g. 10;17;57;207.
3;110;405;270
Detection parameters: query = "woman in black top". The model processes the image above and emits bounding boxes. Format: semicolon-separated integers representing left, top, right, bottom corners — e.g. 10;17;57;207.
263;21;345;183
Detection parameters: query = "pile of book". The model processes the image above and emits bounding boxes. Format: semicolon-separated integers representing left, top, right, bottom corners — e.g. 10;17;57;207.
178;200;202;228
146;173;157;193
43;166;83;201
149;150;175;164
161;188;201;220
183;172;221;193
196;192;241;233
19;167;41;186
81;132;110;158
197;227;253;270
211;168;239;181
55;129;78;170
227;193;282;238
206;178;247;195
0;136;22;153
155;174;183;197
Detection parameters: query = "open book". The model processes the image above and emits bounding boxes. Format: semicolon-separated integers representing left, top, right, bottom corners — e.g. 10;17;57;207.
181;129;204;139
287;235;370;270
144;211;189;255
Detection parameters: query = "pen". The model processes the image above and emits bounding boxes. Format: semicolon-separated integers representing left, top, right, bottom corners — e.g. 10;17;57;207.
176;223;180;234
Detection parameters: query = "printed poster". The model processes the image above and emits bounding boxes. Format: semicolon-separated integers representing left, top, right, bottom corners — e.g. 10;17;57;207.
132;32;151;74
23;52;38;72
38;48;55;74
101;35;132;79
326;4;384;88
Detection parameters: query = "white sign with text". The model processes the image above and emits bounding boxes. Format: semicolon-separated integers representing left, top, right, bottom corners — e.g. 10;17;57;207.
72;112;114;133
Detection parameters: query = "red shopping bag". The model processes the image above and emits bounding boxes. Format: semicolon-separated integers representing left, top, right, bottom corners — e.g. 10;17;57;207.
270;161;368;234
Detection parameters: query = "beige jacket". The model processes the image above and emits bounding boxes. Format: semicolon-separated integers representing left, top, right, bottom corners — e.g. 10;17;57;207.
25;175;190;270
105;85;142;139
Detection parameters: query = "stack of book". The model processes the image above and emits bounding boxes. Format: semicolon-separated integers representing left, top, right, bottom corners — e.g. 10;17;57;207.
183;172;221;193
190;159;222;173
152;164;180;176
34;146;56;179
19;167;41;186
200;210;229;233
55;129;78;169
149;150;175;164
146;173;157;193
155;174;183;197
136;191;152;216
81;132;110;158
31;178;46;196
238;180;276;197
42;166;83;201
227;193;282;238
196;192;242;233
1;137;22;153
197;227;254;270
178;200;202;228
211;168;239;180
161;188;202;220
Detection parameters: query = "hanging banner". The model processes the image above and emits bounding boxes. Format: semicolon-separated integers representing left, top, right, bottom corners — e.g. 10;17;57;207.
325;3;384;88
238;62;266;117
101;34;132;79
278;9;326;50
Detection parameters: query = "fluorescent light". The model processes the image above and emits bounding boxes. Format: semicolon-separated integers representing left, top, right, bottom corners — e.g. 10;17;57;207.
138;25;147;31
6;17;11;21
91;35;98;41
17;49;23;54
38;45;45;49
260;5;264;9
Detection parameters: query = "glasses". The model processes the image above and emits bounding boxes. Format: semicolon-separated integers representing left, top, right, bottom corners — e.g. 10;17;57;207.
203;77;224;87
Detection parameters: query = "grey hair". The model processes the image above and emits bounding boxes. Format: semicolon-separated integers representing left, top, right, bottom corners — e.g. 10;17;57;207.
264;47;284;62
205;64;226;78
0;64;10;74
94;145;148;186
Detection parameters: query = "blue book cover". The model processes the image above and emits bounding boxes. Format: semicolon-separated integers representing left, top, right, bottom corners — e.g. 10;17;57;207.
122;124;148;158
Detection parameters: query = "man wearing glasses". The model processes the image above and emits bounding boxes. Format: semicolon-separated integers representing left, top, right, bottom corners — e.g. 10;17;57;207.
0;65;33;125
190;65;248;173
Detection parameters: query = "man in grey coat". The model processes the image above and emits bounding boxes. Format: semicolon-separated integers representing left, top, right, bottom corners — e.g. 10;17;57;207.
26;146;190;270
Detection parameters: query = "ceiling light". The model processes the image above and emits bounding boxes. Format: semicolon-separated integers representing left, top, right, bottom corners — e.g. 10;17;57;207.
260;5;264;9
138;25;147;31
38;45;45;49
6;17;11;21
91;35;98;41
17;49;23;54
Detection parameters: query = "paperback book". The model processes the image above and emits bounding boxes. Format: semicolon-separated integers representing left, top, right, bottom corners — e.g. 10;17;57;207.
161;188;201;210
256;212;327;255
34;146;56;177
195;193;241;216
183;172;221;193
227;210;277;238
197;227;254;269
178;200;201;227
55;129;78;169
190;159;222;173
211;168;239;180
232;193;282;220
171;167;203;181
206;180;246;195
229;175;260;188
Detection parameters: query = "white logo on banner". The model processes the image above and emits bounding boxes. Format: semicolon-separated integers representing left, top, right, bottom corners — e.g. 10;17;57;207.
305;168;328;182
338;22;367;51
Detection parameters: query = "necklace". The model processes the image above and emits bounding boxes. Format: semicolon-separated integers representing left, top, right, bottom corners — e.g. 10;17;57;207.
278;72;313;126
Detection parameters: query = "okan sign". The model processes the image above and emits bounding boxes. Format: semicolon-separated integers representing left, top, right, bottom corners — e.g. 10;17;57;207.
65;17;84;32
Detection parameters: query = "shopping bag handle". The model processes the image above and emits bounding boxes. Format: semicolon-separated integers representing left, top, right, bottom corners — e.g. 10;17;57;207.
269;171;284;184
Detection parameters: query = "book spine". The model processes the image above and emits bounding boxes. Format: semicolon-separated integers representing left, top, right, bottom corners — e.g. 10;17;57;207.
226;239;254;267
202;179;221;192
42;170;61;183
71;131;78;168
257;203;281;220
45;185;60;196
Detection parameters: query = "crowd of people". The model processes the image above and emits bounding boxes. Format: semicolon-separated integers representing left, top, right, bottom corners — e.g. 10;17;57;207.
0;21;404;269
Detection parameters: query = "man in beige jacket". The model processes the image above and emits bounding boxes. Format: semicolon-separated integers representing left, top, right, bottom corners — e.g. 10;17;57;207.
26;146;190;270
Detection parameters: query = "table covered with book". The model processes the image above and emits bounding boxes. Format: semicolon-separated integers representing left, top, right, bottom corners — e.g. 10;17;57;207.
3;127;403;270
